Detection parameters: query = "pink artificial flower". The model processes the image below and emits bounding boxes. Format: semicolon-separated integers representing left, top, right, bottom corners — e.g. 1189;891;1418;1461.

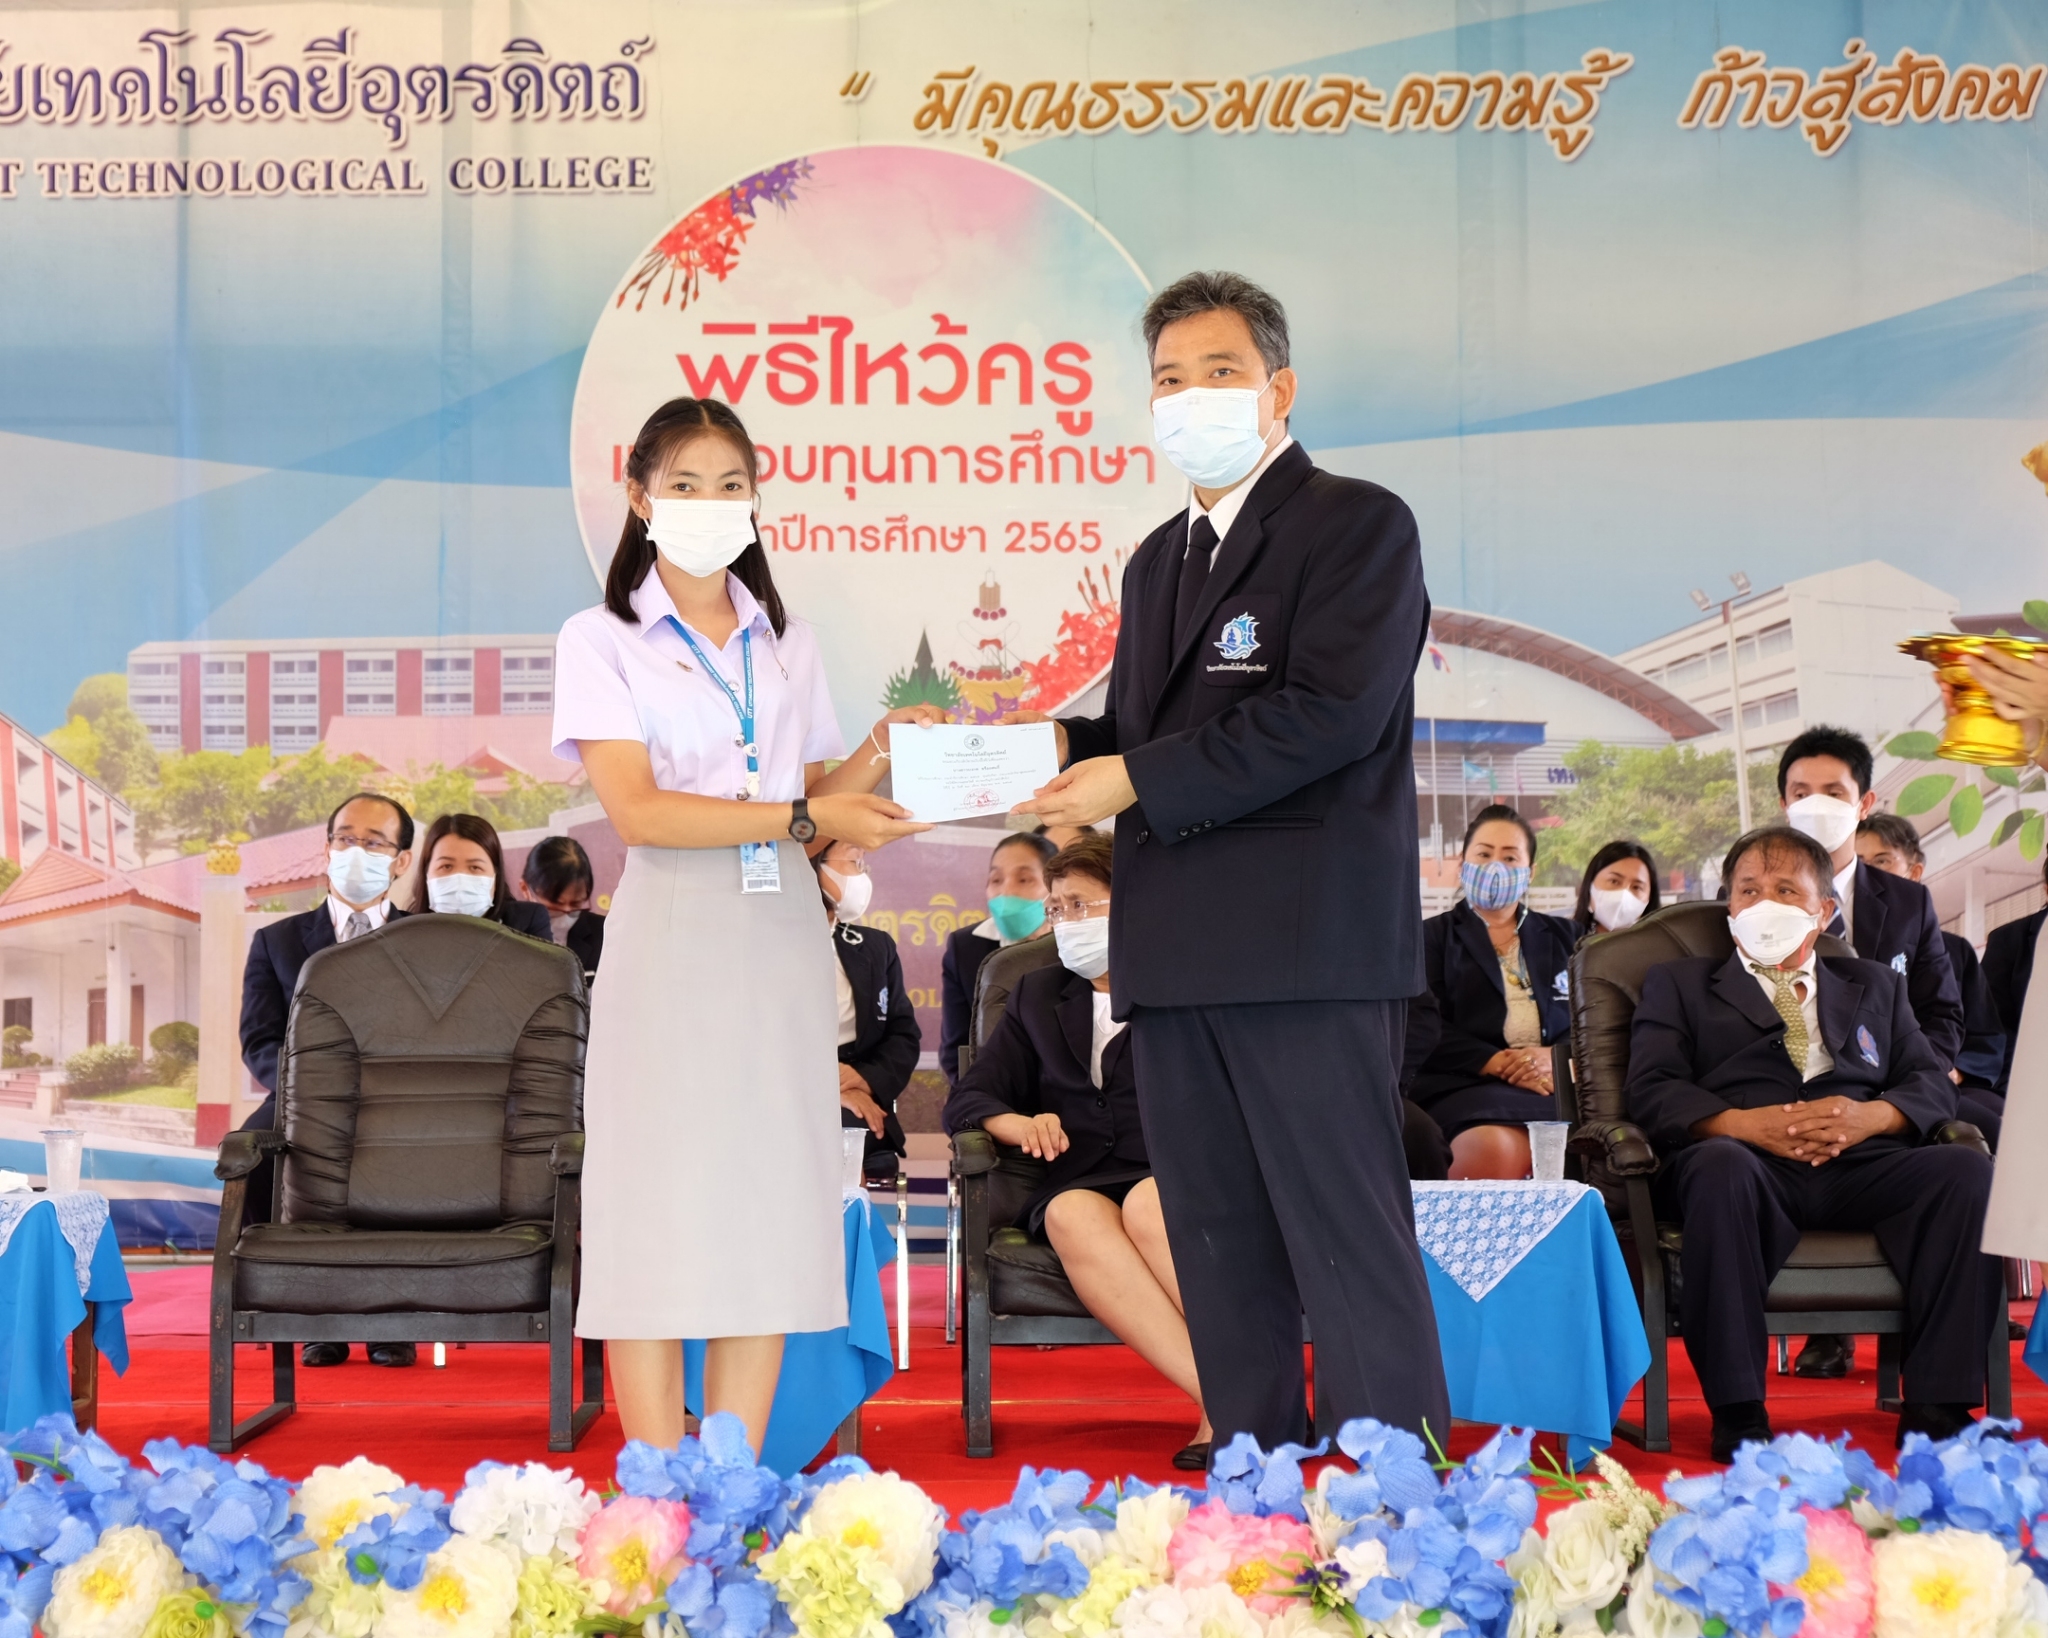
576;1495;693;1615
1167;1501;1316;1615
1770;1506;1875;1638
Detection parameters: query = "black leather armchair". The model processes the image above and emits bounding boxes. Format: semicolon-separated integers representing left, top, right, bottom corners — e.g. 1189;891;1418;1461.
1555;899;2009;1452
209;914;604;1453
950;935;1123;1457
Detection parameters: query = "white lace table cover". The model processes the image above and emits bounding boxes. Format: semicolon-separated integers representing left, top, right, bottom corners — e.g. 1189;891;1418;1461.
0;1193;108;1297
1411;1180;1590;1300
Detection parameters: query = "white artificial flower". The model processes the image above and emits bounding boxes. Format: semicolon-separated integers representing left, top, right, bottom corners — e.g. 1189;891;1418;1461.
1112;1582;1263;1638
449;1463;601;1564
289;1549;386;1638
1998;1555;2048;1638
1335;1537;1392;1604
1507;1529;1561;1638
44;1526;189;1638
1543;1502;1630;1615
799;1471;946;1603
1046;1527;1110;1573
296;1458;407;1551
1621;1574;1702;1638
377;1536;521;1638
1106;1491;1191;1584
1874;1529;2010;1638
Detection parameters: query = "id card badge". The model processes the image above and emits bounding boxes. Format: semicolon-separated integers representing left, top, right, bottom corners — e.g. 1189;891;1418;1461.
739;841;782;894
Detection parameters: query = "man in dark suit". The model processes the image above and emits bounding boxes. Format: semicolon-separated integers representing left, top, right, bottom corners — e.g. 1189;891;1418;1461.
237;791;415;1367
1022;271;1448;1449
1776;726;1964;1379
1982;869;2047;1095
1627;825;2000;1459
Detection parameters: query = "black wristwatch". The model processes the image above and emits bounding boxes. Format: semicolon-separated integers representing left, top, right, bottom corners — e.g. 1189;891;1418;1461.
787;797;817;844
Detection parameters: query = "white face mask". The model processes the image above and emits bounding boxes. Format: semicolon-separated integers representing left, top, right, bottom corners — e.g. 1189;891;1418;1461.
328;846;392;907
1151;382;1275;488
1729;900;1819;966
428;874;496;918
824;866;873;922
547;909;577;942
647;497;757;577
1785;793;1861;854
1590;886;1647;932
1054;918;1110;980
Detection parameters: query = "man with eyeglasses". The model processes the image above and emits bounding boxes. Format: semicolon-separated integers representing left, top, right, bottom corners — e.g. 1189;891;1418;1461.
236;791;417;1368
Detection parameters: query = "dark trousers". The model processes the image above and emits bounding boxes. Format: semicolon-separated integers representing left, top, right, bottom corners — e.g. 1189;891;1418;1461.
1957;1089;2004;1150
1655;1135;2001;1407
237;1094;278;1228
1130;998;1450;1449
1402;1099;1452;1181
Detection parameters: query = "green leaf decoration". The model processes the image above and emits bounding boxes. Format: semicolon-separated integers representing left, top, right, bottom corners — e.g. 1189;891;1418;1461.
2024;812;2046;862
2024;599;2048;633
1986;764;2021;788
1884;731;1942;760
2027;775;2047;794
1993;811;2027;849
1897;773;1957;816
1950;785;1985;836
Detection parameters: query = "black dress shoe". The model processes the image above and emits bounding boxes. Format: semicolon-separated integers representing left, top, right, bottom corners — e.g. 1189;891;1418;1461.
301;1342;350;1367
1793;1334;1854;1378
1896;1402;1983;1446
368;1342;417;1368
1172;1441;1212;1473
1709;1400;1772;1463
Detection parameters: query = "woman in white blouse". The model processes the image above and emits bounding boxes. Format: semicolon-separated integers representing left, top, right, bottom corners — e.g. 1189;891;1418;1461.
552;396;938;1456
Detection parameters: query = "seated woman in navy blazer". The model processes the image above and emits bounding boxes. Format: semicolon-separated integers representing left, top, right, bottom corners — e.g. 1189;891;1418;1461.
406;812;555;939
1408;804;1576;1180
813;842;921;1168
942;832;1212;1469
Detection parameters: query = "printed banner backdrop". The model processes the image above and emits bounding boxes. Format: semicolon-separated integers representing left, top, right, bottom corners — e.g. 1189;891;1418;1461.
2;0;2048;1184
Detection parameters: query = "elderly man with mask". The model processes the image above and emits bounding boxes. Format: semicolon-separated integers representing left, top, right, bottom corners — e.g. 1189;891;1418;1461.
1626;824;2000;1459
236;790;417;1368
1014;270;1447;1452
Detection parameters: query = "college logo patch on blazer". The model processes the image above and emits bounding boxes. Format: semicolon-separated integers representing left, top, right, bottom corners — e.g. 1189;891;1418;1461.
1204;603;1275;681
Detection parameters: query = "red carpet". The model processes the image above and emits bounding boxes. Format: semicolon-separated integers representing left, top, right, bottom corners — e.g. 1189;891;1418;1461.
106;1266;2046;1515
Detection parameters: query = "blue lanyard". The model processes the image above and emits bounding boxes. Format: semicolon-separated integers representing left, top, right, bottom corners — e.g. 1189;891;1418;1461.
668;617;759;799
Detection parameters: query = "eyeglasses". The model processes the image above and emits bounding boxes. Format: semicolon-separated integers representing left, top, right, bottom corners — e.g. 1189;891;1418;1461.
330;832;401;857
1044;897;1110;926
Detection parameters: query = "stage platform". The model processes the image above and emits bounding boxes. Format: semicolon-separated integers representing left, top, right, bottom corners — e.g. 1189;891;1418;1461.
109;1263;2046;1513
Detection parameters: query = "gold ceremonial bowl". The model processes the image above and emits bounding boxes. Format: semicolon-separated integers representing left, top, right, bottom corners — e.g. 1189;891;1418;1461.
1898;633;2048;766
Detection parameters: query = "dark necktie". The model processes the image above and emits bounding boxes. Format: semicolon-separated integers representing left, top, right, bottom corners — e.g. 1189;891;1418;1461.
1826;907;1847;939
343;910;373;942
1173;514;1220;648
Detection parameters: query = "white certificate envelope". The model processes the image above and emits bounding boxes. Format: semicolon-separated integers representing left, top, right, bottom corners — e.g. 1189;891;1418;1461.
888;723;1059;823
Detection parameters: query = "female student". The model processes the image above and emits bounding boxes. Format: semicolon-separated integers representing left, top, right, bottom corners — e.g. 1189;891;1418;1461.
552;395;938;1457
520;835;606;974
407;812;553;938
938;832;1057;1085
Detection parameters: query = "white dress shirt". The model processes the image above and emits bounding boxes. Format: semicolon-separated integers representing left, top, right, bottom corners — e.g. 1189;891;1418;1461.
1831;860;1857;940
832;948;859;1047
552;570;845;799
327;895;391;941
1748;949;1834;1081
1185;434;1296;547
1089;988;1127;1089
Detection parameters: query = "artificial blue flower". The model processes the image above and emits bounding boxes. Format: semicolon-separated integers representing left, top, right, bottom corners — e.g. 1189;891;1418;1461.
619;1416;800;1573
1322;1419;1442;1522
1890;1423;2048;1543
1351;1506;1516;1638
1436;1430;1537;1562
1651;1470;1807;1638
338;1486;451;1591
901;1465;1096;1638
137;1440;308;1638
1208;1433;1327;1520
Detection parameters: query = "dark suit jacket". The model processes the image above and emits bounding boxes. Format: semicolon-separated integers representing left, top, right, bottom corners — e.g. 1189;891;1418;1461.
1942;930;2005;1090
834;921;921;1156
565;909;605;976
1983;905;2045;1093
943;964;1144;1223
1845;859;1963;1065
240;902;410;1096
1061;442;1428;1011
1625;951;1955;1156
939;924;1002;1086
1407;903;1576;1108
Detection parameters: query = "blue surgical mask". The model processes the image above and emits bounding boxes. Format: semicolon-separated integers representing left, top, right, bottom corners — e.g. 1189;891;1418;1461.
1152;382;1275;488
428;874;496;918
986;895;1046;941
1461;860;1530;912
328;846;392;906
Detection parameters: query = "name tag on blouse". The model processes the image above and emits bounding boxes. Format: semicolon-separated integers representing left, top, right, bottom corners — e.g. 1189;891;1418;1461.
739;841;782;894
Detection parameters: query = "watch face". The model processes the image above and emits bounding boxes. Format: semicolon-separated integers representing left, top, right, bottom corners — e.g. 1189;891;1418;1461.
790;816;818;842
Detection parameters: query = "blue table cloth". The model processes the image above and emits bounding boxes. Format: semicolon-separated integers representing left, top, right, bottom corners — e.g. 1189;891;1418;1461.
1415;1183;1649;1458
0;1195;132;1432
2022;1299;2048;1385
685;1198;896;1475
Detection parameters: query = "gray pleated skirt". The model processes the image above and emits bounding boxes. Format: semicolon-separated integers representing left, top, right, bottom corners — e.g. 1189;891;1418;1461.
575;842;848;1339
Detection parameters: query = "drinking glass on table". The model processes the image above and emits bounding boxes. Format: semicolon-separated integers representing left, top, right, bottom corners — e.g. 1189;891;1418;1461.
1526;1121;1569;1182
40;1129;82;1195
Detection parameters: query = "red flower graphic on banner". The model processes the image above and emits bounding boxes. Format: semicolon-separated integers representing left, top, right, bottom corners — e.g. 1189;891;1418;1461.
1020;560;1122;713
617;159;813;313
